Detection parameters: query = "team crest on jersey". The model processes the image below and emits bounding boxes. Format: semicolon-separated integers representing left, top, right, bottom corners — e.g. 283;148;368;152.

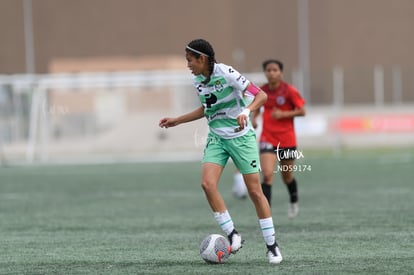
276;96;286;105
214;80;224;92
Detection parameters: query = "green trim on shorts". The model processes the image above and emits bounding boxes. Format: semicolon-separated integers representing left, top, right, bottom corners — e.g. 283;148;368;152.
202;130;261;174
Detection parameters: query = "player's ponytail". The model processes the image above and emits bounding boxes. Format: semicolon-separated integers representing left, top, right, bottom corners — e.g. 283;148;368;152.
186;39;216;85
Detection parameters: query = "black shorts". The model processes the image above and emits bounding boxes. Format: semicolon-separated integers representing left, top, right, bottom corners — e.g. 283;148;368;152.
259;142;297;161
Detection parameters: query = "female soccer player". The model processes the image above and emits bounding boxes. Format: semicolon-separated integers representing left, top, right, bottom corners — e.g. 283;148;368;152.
159;39;283;264
254;59;306;218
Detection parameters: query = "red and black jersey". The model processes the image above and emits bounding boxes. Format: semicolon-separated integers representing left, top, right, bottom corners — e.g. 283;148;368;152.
260;81;305;148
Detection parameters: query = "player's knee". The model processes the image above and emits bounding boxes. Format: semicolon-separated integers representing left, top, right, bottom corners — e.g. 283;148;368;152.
201;179;216;193
247;187;263;203
282;172;293;184
262;171;274;183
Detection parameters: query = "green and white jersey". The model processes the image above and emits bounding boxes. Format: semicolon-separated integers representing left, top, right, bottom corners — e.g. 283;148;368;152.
192;63;253;139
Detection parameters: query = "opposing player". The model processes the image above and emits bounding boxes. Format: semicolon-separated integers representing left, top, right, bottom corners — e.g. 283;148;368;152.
256;59;306;218
159;39;283;264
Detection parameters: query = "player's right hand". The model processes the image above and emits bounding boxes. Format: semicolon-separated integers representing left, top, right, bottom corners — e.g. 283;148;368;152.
159;117;178;128
236;108;251;131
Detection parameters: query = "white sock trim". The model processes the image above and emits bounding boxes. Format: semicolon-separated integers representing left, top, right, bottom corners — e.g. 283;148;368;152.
259;217;276;246
214;210;235;235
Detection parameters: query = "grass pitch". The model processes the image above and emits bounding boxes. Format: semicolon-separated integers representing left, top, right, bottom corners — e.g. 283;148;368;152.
0;149;413;274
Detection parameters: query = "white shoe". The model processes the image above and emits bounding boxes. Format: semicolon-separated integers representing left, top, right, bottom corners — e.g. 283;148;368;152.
232;173;248;199
288;202;299;218
228;229;244;254
267;243;283;264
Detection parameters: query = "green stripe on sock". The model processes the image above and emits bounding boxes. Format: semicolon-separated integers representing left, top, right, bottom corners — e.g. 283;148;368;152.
261;226;274;230
220;219;231;226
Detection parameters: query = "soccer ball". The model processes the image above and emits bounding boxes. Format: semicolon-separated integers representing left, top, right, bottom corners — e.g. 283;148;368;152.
199;234;231;264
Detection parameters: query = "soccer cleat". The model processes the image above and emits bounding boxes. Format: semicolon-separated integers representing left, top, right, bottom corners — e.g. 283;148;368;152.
288;202;299;218
227;229;244;254
266;242;283;264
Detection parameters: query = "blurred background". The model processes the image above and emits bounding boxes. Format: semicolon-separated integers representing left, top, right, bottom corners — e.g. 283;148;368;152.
0;0;413;164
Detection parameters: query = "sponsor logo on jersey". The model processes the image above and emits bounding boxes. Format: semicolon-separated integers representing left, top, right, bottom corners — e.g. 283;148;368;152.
197;84;203;93
236;75;247;85
208;111;226;120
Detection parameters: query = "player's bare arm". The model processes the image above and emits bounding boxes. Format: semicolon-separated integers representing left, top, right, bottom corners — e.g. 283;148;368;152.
237;90;267;130
248;90;268;113
271;106;306;120
159;106;205;128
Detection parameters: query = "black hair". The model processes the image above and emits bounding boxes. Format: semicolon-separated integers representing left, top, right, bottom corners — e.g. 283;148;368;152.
262;59;284;72
186;39;217;84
